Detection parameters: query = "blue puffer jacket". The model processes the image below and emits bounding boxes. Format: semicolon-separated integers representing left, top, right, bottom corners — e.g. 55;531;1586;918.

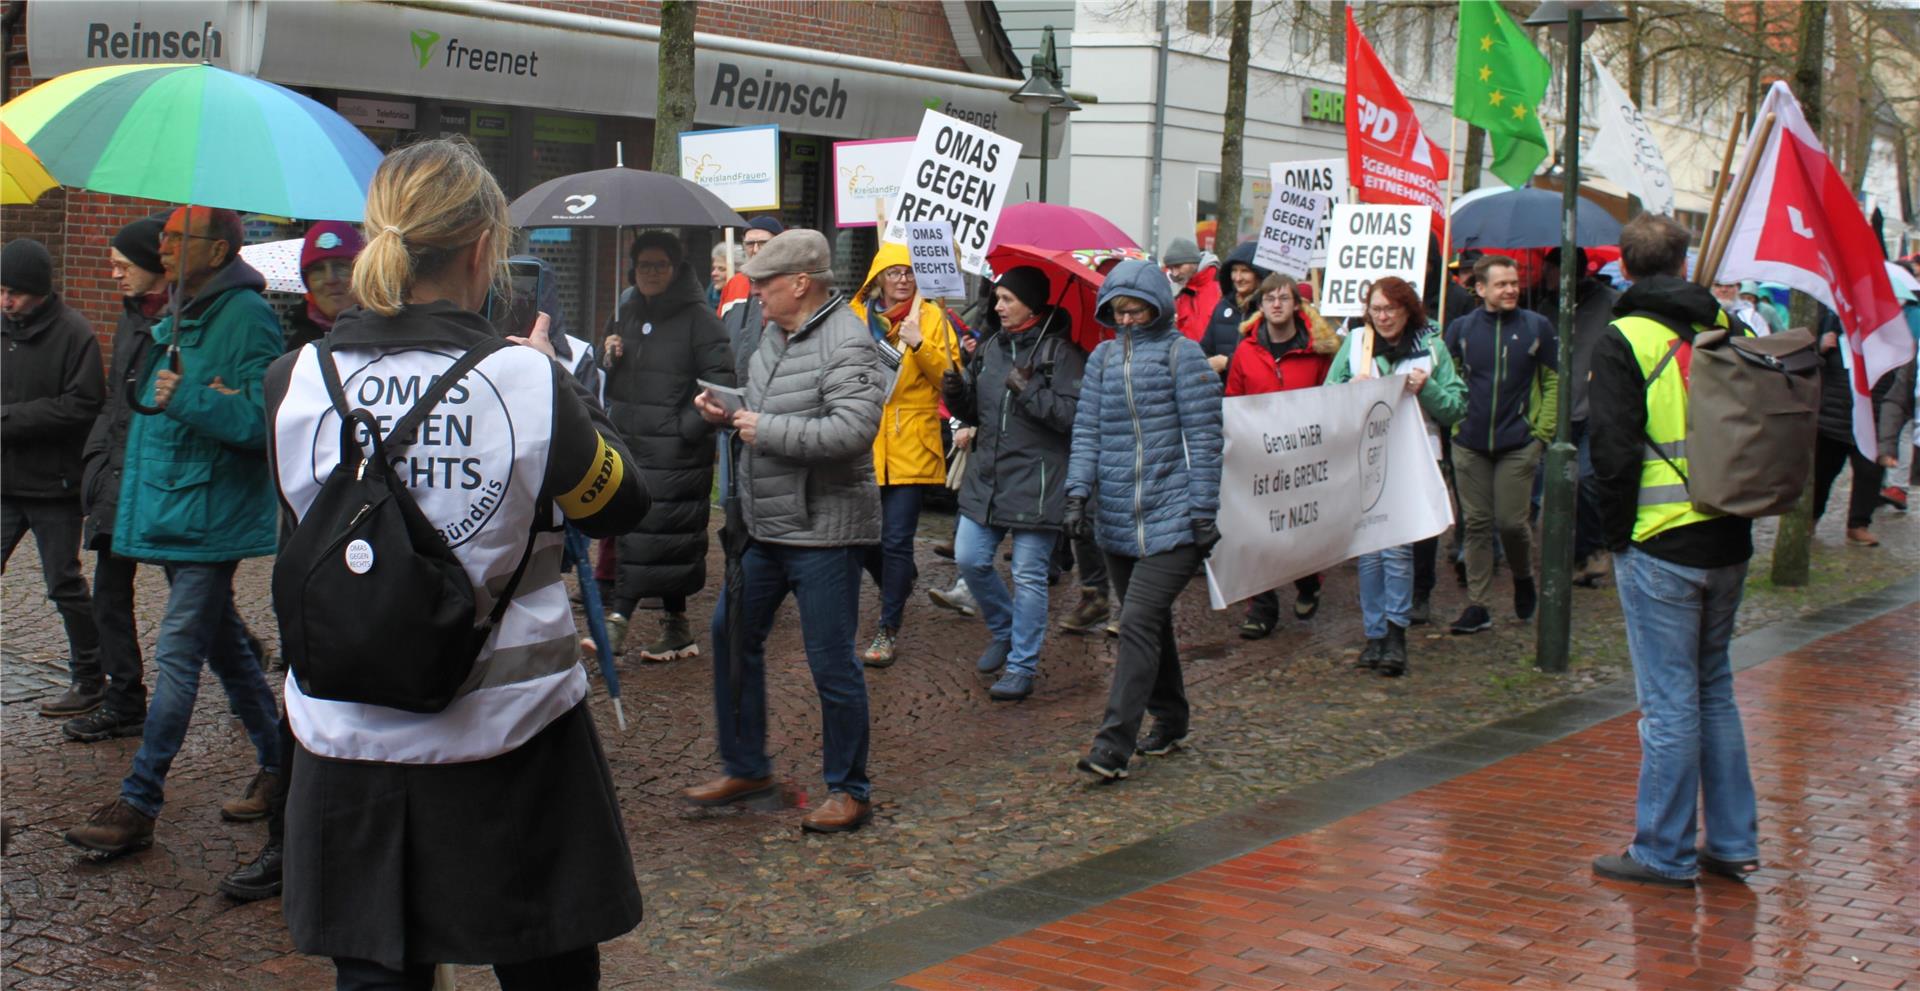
1067;259;1223;558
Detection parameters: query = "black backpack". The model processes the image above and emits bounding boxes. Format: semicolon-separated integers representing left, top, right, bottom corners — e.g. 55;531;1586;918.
273;337;538;713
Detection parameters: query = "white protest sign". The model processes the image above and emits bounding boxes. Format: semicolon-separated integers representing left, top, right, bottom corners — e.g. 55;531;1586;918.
679;124;781;211
1255;185;1327;280
1319;204;1428;318
1272;158;1346;266
885;110;1021;275
833;136;915;228
1204;376;1453;609
906;222;965;298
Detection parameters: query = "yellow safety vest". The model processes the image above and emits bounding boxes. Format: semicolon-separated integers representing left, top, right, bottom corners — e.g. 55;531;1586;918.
1613;315;1723;543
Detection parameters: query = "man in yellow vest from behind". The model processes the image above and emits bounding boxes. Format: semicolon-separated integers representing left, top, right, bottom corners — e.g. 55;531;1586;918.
1586;214;1759;888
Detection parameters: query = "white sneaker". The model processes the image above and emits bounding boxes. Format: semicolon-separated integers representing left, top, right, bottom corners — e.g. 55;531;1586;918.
928;578;977;617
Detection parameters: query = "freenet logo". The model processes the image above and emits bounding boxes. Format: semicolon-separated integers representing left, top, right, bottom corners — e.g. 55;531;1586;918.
410;29;440;69
408;27;539;77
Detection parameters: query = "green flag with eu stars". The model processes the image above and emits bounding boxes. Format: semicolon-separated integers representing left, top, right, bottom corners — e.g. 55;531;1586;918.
1454;0;1552;188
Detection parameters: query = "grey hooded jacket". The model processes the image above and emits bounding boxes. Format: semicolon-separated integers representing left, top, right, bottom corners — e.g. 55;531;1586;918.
740;295;887;546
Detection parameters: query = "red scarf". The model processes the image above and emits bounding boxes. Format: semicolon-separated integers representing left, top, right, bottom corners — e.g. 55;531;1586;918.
1003;312;1040;335
303;296;336;332
136;292;169;319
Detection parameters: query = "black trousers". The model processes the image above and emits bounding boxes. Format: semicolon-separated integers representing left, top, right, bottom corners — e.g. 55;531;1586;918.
0;496;101;685
333;946;599;991
1244;574;1321;624
1093;543;1202;759
1812;433;1881;529
90;547;147;715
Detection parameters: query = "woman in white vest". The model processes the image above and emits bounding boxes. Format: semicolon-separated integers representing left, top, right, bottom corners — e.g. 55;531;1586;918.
265;138;650;990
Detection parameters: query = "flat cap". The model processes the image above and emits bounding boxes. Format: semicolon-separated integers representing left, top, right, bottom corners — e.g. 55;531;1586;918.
742;229;833;280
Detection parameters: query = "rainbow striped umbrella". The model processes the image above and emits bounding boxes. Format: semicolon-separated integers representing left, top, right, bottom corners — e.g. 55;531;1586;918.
1;63;381;220
2;122;57;205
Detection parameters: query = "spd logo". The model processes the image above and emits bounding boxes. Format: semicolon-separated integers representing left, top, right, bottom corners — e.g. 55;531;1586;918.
1352;94;1399;145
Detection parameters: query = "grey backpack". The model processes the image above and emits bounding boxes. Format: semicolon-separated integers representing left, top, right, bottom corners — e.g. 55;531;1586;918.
1644;325;1820;517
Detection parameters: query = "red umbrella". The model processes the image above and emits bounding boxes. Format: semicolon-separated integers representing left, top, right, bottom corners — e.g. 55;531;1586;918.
986;243;1112;353
989;202;1140;253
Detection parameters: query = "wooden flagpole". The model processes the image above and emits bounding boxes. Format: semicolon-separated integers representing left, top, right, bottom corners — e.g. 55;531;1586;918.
1695;108;1748;284
1697;113;1776;287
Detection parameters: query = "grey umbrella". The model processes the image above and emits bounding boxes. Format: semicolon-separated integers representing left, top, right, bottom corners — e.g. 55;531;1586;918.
508;165;747;229
1451;187;1622;250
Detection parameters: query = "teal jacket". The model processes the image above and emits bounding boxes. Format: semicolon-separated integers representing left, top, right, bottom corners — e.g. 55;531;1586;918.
113;261;281;563
1325;321;1469;428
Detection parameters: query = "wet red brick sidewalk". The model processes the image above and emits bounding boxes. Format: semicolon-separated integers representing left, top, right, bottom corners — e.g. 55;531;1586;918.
901;608;1920;991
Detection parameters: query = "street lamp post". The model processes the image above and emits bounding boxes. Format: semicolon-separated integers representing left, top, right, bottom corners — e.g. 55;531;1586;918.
1009;25;1078;203
1524;0;1625;674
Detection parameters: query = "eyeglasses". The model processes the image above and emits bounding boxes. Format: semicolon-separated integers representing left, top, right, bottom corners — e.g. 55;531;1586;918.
634;261;674;273
158;231;220;246
743;237;773;249
306;259;353;283
1263;293;1295;305
1111;304;1155;324
1367;304;1403;317
880;269;914;282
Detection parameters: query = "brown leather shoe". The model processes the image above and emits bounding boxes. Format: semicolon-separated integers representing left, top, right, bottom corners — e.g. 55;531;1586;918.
64;798;154;857
800;792;871;834
682;775;776;808
220;769;278;822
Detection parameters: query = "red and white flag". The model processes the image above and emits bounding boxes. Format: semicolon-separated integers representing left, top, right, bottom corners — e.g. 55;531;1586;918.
1345;7;1449;238
1716;81;1914;458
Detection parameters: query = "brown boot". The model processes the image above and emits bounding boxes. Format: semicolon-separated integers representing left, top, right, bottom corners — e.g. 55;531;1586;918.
800;792;872;833
1058;585;1110;635
64;799;154;857
220;769;278;822
682;775;776;808
38;683;104;718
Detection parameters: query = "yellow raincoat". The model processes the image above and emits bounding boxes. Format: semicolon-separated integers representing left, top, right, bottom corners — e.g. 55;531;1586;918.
848;242;959;486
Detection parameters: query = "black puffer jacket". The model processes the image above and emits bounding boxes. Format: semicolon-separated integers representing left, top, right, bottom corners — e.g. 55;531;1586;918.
2;295;104;501
1199;241;1269;366
80;294;161;548
1538;275;1621;422
942;308;1085;530
602;265;735;599
1815;308;1855;444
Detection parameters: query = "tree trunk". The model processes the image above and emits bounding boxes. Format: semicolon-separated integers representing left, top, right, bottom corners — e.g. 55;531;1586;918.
653;1;699;173
1462;124;1487;193
1769;0;1826;589
1213;0;1251;251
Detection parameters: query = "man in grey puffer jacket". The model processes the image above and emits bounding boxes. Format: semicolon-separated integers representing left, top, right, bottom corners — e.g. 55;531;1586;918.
688;229;887;834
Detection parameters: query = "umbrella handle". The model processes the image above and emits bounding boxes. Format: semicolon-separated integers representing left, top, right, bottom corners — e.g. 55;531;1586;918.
127;345;183;416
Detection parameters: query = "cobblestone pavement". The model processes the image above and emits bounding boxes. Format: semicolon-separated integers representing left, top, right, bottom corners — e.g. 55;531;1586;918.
895;606;1920;991
4;483;1916;989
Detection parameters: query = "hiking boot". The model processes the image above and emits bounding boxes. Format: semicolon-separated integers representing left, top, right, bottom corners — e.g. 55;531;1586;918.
38;684;104;719
1058;585;1111;635
1846;527;1881;547
1136;722;1189;756
63;707;145;743
988;671;1034;700
1074;747;1129;781
1238;615;1276;640
1574;551;1613;588
219;842;283;902
1378;623;1409;678
1293;587;1320;620
1450;604;1493;635
64;798;154;857
221;769;278;823
861;630;898;669
1882;485;1908;512
637;612;699;663
928;579;977;617
1514;576;1538;621
604;612;630;655
1355;638;1385;670
933;540;956;560
1407;592;1431;625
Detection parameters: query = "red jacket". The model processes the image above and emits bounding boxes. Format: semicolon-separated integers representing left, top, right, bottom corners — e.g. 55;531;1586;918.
1224;307;1340;397
1173;265;1221;342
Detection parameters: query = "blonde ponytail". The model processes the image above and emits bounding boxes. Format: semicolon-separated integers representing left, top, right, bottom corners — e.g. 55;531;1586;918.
351;138;512;317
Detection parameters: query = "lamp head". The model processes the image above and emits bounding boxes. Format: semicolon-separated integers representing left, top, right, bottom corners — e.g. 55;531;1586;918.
1525;0;1627;42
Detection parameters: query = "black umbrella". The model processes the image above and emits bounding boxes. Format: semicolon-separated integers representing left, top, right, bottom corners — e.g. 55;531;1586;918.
508;166;747;229
1451;187;1622;250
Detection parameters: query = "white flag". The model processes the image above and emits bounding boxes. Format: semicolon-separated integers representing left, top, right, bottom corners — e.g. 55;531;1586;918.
1585;55;1675;216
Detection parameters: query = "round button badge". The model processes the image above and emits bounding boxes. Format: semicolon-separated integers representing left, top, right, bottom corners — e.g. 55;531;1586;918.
344;539;375;575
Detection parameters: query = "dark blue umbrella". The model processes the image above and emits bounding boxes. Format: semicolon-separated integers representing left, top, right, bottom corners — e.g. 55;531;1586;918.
1451;187;1622;250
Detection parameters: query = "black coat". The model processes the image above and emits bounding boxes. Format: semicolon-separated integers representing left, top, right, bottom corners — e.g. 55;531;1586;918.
1538;276;1621;422
80;296;161;547
1200;241;1269;365
1815;308;1855;444
721;291;765;389
942;309;1084;530
602;265;735;599
2;295;104;501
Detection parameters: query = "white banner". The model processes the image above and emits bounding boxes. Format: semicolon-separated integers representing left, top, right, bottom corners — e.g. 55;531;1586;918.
1255;185;1327;280
906;222;965;298
833;136;915;228
1205;376;1453;609
1271;158;1347;267
680;124;781;212
885;110;1021;275
1585;55;1676;218
1319;204;1428;318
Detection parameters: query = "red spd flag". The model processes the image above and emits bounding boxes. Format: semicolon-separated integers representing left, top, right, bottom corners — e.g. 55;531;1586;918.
1345;7;1450;237
1717;81;1914;458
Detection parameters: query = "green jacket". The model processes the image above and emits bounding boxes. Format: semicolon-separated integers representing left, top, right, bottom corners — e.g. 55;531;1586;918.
113;262;281;563
1325;322;1469;427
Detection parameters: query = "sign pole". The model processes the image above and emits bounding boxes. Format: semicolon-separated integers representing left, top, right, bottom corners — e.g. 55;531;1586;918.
1694;108;1747;282
723;226;736;282
1697;114;1777;287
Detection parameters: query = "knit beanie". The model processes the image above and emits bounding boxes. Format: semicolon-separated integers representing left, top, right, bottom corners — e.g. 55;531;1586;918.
996;266;1052;314
1161;237;1202;267
1;238;53;296
747;216;786;236
111;215;168;276
300;221;365;274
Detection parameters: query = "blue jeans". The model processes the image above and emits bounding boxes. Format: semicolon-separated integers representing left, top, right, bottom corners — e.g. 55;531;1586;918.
710;541;870;801
953;515;1054;677
121;561;281;818
1355;543;1413;638
1614;546;1758;879
862;485;922;632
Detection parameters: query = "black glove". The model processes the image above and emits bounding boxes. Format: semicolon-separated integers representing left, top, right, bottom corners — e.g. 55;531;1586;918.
1191;517;1221;554
1064;496;1091;539
941;368;967;402
1005;363;1033;394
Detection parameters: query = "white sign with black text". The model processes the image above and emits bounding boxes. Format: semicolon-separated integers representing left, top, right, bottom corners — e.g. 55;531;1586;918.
1255;185;1327;280
905;223;966;299
1205;375;1453;609
1319;204;1428;318
1271;158;1347;267
884;110;1021;275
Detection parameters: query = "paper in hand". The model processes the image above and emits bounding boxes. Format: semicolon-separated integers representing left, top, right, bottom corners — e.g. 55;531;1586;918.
698;379;747;416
